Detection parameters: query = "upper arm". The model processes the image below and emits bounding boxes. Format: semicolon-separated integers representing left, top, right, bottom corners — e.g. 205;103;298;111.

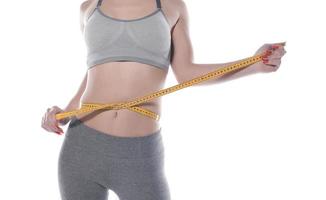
170;0;195;83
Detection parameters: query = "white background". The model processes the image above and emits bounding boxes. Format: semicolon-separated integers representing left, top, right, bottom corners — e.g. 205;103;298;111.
0;0;325;199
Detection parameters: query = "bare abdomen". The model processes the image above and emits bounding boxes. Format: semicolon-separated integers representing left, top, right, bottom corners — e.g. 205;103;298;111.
77;61;168;137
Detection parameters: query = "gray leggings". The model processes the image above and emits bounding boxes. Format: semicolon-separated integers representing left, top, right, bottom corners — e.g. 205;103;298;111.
58;117;171;200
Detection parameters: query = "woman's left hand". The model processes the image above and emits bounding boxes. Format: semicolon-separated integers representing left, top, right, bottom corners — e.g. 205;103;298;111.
254;42;287;73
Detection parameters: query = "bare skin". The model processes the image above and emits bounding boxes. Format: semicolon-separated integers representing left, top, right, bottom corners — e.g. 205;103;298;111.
41;0;287;137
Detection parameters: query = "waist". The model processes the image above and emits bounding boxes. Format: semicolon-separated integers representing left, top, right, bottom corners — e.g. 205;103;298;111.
76;62;166;136
78;88;162;137
77;96;161;137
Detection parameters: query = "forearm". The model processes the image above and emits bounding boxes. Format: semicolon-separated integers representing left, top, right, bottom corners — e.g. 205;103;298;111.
58;97;81;125
187;57;262;86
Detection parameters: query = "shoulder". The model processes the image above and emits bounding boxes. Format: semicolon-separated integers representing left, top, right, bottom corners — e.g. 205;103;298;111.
167;0;188;20
80;0;98;21
80;0;95;13
176;0;188;16
80;0;93;9
164;0;186;11
161;0;188;28
168;0;189;27
80;0;97;31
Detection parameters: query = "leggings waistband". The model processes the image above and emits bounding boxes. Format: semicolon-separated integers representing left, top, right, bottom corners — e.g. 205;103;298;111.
64;117;164;159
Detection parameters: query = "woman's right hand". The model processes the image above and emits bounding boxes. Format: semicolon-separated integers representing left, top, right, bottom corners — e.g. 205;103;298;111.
41;106;65;135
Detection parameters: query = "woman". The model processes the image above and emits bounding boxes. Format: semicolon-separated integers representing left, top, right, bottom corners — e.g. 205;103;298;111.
41;0;287;199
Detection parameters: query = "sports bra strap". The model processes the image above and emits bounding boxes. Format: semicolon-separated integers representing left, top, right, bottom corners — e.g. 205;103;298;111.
156;0;161;8
96;0;103;8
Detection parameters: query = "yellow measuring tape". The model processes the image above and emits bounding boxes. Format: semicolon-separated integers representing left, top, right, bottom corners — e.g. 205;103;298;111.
55;43;285;121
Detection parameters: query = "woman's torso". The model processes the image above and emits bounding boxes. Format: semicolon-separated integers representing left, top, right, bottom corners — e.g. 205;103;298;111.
76;0;179;137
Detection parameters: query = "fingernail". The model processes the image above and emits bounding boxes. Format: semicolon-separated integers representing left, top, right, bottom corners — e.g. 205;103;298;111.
272;44;280;48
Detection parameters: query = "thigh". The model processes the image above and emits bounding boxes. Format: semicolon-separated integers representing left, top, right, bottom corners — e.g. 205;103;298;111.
58;168;108;200
110;153;171;200
58;133;109;200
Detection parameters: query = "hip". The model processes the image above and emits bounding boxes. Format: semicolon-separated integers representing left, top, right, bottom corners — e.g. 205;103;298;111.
59;117;166;186
63;116;165;158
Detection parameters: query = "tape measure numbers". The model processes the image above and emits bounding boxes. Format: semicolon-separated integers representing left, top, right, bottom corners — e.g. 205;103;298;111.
56;43;285;121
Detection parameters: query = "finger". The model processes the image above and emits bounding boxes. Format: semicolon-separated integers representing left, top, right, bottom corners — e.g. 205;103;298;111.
267;43;279;51
270;65;280;72
51;111;64;130
265;57;280;65
43;114;62;134
49;120;63;132
45;114;63;133
265;63;280;72
42;117;54;133
272;42;286;49
41;123;51;132
269;51;283;59
41;115;46;127
266;58;281;66
48;113;58;126
49;109;60;123
52;106;64;114
52;105;62;111
262;49;273;58
278;47;287;56
267;48;286;59
274;45;286;53
51;120;63;133
42;114;50;131
42;123;57;133
48;124;63;134
262;56;275;65
265;44;279;54
271;44;281;49
56;126;64;133
47;126;62;135
49;106;62;116
269;45;286;58
50;113;64;133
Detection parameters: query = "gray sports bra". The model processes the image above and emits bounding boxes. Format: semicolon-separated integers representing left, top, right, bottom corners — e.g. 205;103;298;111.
84;0;172;71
